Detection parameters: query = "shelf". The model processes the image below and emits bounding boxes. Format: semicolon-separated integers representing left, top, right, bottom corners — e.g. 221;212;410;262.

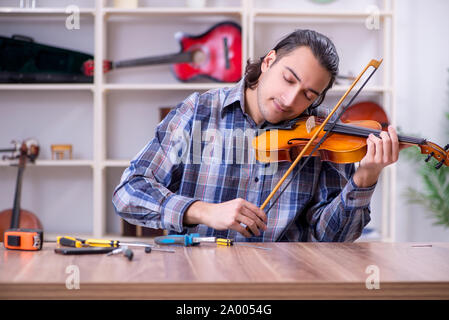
0;6;392;18
0;83;389;93
0;84;94;91
329;85;391;94
104;160;130;168
0;7;95;16
103;7;242;16
0;159;131;168
103;82;236;91
0;160;128;168
0;160;94;167
35;160;94;167
253;9;393;19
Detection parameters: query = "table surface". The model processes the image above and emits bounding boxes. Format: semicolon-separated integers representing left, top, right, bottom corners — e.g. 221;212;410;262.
1;242;449;299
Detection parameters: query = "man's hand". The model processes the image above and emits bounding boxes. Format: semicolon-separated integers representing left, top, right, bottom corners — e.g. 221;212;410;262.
184;198;267;237
353;125;410;188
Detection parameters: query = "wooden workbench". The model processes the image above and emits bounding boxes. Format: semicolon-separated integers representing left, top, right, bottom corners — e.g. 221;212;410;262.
1;242;448;299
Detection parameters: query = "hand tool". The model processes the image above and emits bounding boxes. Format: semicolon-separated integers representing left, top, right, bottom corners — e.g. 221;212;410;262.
127;241;176;253
4;228;43;251
57;236;85;248
57;236;175;253
54;247;114;255
106;246;134;261
155;233;271;251
154;233;216;246
216;238;271;251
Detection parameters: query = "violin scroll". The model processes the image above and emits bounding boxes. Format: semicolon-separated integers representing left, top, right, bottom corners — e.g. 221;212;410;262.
419;142;449;169
2;139;39;163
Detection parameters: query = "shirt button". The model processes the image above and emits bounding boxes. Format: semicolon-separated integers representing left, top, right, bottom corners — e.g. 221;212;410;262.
254;177;259;183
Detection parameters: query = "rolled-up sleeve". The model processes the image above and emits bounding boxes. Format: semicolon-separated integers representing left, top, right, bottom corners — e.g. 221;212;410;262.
306;162;375;242
112;92;199;233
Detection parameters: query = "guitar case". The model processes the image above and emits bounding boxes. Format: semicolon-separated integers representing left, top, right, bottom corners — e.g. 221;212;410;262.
0;34;93;83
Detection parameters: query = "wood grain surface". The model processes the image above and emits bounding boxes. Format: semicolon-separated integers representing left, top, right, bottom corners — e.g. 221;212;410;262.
1;242;449;299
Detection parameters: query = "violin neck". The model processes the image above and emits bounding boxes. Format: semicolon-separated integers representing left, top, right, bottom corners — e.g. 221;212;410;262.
324;122;426;145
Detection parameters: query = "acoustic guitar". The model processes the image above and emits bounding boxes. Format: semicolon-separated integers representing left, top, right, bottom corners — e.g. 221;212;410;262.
83;21;242;83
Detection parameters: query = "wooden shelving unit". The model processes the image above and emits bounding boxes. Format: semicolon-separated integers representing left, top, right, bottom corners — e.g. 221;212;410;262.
0;0;395;242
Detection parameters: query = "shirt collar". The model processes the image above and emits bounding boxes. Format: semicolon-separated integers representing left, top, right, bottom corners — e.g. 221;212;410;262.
220;77;246;117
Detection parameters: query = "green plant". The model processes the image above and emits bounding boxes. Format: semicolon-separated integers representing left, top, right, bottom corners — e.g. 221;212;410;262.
401;70;449;228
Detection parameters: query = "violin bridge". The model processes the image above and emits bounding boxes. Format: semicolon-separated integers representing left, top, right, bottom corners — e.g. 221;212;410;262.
306;116;316;133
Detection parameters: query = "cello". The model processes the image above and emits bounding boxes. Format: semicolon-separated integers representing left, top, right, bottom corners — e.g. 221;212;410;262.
0;139;43;246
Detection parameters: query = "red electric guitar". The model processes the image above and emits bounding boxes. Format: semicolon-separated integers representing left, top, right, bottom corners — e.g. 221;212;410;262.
83;21;242;83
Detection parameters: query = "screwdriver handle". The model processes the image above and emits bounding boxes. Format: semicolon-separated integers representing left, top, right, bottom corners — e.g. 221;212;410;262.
84;239;120;247
216;238;234;246
57;236;85;248
154;235;191;246
154;233;200;246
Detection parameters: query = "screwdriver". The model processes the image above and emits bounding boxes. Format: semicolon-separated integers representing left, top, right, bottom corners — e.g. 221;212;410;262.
57;236;175;253
154;233;216;246
56;236;86;248
216;238;271;251
155;234;271;251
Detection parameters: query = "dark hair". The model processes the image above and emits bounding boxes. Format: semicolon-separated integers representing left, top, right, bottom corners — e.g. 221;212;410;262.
244;29;339;108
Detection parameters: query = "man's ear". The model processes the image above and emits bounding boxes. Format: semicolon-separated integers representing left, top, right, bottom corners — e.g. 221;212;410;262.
261;50;277;72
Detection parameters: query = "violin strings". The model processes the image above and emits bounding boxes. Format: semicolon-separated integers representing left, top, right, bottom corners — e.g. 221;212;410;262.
326;123;425;145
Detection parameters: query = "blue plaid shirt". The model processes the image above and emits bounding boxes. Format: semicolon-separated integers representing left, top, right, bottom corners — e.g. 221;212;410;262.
112;78;375;242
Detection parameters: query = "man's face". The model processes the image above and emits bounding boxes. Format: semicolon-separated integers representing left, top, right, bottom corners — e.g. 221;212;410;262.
256;46;332;124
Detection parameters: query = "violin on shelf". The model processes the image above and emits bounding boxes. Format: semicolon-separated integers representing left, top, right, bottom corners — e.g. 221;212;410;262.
0;139;43;249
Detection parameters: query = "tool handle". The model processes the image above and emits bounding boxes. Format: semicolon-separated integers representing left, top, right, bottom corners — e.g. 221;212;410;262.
57;236;85;248
55;247;114;255
216;238;234;246
154;235;191;246
84;239;120;247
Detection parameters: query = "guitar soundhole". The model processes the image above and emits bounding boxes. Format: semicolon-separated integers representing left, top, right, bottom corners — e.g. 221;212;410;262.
192;50;206;66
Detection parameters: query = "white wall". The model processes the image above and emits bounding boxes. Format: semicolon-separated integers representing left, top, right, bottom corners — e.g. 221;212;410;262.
394;0;449;241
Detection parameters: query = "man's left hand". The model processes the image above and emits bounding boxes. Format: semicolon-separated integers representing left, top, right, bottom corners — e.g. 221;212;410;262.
353;125;409;188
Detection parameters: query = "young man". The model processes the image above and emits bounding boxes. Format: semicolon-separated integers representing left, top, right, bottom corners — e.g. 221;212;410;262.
113;29;401;242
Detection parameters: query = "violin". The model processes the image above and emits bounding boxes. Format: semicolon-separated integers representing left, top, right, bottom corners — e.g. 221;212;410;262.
250;58;449;224
253;115;449;168
0;140;42;242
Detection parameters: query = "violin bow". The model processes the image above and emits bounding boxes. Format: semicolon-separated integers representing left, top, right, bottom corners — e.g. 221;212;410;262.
257;59;383;219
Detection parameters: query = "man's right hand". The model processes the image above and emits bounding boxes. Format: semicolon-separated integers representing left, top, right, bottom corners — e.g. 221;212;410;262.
184;198;267;237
